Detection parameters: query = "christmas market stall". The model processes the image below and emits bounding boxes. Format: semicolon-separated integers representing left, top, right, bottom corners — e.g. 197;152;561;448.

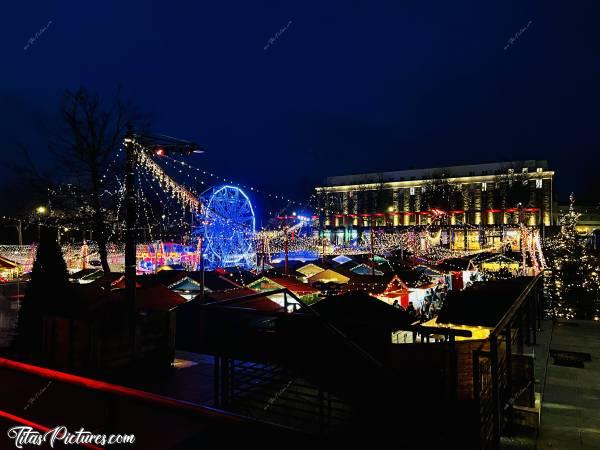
349;263;385;276
412;265;446;283
390;276;544;448
42;281;186;372
247;275;321;306
307;268;351;285
435;257;480;291
0;255;21;280
371;275;411;308
480;254;520;274
295;262;326;280
168;276;203;300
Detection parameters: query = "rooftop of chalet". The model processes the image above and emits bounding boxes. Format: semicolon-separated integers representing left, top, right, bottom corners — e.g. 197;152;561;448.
436;277;535;328
312;291;410;330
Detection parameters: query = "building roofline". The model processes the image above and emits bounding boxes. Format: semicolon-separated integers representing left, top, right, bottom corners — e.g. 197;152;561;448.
319;160;551;188
316;171;554;192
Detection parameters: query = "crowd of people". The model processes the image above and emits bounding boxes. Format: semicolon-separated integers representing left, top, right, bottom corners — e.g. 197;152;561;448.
391;285;447;322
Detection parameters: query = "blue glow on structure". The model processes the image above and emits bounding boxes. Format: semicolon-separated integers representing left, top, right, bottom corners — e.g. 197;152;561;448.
271;249;319;263
199;185;256;269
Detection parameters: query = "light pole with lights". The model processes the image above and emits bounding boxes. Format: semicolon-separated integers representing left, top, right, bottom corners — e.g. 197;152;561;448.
35;205;47;240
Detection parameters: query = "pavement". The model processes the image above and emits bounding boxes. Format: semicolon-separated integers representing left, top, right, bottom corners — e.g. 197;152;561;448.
537;320;600;449
141;351;216;406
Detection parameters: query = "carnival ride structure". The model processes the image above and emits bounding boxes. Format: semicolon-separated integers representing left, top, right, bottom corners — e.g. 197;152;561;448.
133;138;258;271
195;185;256;269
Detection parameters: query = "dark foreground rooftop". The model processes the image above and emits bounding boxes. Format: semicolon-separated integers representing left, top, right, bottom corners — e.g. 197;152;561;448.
436;277;534;328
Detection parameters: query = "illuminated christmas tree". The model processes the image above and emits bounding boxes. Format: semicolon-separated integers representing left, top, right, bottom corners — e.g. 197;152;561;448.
544;194;600;319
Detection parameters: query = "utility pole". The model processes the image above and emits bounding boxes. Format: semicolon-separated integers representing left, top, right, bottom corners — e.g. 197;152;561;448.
16;221;22;246
198;236;204;300
16;220;22;304
260;234;266;273
370;217;375;276
122;130;202;362
284;225;289;276
123;126;138;361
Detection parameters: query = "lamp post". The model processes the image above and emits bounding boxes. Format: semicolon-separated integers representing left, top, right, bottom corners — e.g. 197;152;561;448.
35;205;47;240
16;220;22;246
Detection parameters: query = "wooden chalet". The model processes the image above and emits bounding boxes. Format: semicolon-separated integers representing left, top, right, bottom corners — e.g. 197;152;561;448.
42;282;186;374
246;275;320;304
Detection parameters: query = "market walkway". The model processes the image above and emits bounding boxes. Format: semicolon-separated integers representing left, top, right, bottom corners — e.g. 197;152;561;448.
157;351;216;406
537;320;600;449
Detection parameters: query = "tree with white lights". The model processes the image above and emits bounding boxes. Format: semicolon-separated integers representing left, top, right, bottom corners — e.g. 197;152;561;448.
544;194;600;319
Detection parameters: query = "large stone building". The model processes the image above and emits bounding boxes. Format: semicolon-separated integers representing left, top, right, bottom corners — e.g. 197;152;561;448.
315;160;554;246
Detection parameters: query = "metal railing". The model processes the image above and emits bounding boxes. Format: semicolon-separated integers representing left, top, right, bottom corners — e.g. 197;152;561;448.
0;356;298;447
472;275;543;450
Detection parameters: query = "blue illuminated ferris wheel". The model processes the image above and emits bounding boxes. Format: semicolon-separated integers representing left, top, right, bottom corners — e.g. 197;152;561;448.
198;185;256;269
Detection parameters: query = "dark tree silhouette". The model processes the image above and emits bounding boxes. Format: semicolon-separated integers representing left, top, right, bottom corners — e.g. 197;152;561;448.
15;229;71;359
421;171;462;212
493;170;531;209
13;87;147;269
50;87;148;272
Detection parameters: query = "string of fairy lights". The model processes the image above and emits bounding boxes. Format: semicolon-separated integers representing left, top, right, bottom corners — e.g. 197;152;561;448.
135;142;200;213
138;167;188;237
0;136;557;281
164;154;317;213
542;194;600;320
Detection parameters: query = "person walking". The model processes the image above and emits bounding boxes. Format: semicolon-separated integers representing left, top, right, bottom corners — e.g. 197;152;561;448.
406;301;416;319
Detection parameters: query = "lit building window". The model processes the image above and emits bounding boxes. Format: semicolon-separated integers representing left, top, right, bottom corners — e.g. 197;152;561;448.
410;187;415;196
481;182;487;192
536;179;543;189
537;167;543;173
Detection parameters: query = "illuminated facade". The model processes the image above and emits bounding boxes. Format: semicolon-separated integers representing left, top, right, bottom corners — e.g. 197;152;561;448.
315;160;554;234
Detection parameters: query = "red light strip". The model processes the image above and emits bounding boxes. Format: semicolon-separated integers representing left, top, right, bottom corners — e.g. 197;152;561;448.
303;207;539;219
0;358;247;425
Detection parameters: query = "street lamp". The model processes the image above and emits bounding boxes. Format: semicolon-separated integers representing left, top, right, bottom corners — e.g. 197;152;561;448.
35;205;48;240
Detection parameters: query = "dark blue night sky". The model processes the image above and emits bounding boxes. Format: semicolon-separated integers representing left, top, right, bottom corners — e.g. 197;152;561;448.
1;0;599;205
